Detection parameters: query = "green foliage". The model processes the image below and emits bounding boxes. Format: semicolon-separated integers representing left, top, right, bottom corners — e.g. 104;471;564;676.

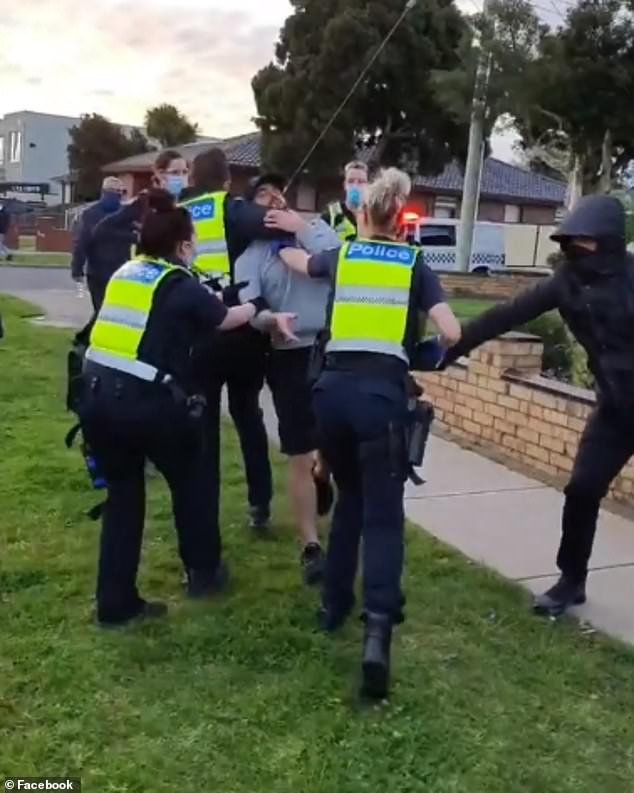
145;104;199;148
252;0;470;178
451;299;593;387
434;0;634;193
68;114;150;202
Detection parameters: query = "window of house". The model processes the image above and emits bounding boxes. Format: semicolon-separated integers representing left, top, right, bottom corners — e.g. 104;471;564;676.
296;181;316;212
504;204;521;223
433;196;457;219
9;131;22;163
0;136;4;165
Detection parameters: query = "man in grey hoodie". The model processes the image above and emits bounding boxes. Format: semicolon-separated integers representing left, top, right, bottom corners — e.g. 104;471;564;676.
236;175;340;585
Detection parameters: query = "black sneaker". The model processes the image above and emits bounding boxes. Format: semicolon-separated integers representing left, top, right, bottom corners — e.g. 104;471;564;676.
361;612;393;700
186;562;230;599
249;504;271;534
301;543;325;586
533;575;587;618
97;600;167;629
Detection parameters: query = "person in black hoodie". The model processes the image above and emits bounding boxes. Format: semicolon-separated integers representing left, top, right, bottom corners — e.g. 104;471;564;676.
443;195;634;617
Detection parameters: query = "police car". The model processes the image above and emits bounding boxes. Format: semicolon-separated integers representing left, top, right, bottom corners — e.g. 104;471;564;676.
402;215;506;274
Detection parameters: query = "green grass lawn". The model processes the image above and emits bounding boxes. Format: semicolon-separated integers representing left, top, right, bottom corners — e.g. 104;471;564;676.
449;297;496;321
1;295;634;792
2;251;71;268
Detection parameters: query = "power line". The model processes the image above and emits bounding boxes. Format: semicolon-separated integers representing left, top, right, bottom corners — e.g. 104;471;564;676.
286;0;418;189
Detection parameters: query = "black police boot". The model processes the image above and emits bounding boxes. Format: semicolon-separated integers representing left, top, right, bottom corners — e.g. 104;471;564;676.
361;612;393;700
249;504;271;534
97;600;167;629
301;543;325;586
533;575;587;618
186;562;230;599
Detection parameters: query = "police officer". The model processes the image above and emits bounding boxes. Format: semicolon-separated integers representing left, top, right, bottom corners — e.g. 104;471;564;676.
443;194;634;619
80;189;294;628
279;168;461;698
322;160;369;242
179;147;292;532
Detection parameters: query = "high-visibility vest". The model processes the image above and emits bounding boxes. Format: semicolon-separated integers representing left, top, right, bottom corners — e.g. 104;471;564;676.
179;191;230;278
328;201;357;242
86;256;190;381
327;239;418;363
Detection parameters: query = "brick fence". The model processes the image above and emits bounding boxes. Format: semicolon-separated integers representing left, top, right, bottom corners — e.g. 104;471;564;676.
417;333;634;507
439;271;549;301
35;218;72;253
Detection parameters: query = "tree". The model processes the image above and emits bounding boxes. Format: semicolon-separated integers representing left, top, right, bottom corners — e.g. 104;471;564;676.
68;114;150;201
434;0;634;199
252;0;470;178
145;104;198;148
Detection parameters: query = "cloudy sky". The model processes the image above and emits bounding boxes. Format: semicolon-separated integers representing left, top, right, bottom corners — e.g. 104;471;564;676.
1;0;525;160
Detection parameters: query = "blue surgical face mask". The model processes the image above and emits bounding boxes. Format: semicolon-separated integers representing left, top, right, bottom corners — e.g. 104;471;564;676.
100;191;121;213
346;185;363;211
165;174;187;198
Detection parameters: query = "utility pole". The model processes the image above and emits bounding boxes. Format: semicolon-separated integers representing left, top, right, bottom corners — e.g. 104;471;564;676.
456;0;492;272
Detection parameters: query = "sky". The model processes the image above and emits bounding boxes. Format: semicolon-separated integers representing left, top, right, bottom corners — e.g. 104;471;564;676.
0;0;527;161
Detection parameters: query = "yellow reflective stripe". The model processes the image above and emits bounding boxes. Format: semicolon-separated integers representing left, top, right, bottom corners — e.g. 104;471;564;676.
330;303;408;342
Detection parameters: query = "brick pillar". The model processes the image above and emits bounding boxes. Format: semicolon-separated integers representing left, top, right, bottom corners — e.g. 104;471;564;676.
470;332;544;378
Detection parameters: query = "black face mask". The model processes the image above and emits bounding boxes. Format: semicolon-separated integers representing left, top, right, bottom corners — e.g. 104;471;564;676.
560;240;594;262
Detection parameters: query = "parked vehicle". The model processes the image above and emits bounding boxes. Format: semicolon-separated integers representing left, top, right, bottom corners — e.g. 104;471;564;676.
403;216;557;274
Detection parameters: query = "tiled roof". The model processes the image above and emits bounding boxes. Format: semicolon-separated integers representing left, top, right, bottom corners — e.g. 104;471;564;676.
104;132;566;205
103;133;257;173
413;157;566;206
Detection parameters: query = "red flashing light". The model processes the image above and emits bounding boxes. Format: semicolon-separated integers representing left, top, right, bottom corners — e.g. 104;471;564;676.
403;211;420;224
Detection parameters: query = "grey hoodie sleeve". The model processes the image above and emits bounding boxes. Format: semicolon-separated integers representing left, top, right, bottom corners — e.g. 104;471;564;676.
295;219;341;255
234;243;265;303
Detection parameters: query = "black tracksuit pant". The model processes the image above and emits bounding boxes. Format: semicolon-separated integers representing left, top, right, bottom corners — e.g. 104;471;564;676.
80;375;221;623
195;329;273;532
558;405;634;582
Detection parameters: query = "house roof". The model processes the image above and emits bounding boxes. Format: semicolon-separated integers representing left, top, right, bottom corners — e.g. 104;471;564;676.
104;131;566;206
103;133;257;173
414;158;567;206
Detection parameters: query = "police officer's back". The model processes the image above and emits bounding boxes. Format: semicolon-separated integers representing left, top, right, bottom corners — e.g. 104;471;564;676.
179;148;292;533
80;189;270;628
279;168;461;698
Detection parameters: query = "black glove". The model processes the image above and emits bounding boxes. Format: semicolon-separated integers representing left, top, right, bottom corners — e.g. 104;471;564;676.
248;297;268;316
222;280;249;307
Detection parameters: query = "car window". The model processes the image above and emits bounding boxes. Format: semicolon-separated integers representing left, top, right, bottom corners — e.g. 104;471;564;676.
419;224;456;247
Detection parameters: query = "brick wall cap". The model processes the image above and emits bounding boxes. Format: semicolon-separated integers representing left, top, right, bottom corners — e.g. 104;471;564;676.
498;331;542;343
503;371;595;406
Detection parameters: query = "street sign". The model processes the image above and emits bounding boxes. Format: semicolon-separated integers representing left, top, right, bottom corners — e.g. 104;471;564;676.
0;182;50;195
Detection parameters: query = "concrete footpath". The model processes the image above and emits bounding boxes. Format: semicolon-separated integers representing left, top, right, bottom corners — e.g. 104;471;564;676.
3;265;633;644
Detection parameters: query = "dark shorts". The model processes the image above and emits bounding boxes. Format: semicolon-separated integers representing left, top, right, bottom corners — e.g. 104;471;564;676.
267;347;317;456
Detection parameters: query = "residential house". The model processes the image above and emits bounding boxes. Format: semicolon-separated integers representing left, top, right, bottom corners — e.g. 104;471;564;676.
103;131;567;224
0;111;81;205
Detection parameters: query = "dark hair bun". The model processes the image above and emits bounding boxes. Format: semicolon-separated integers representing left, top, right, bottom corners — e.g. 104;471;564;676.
147;188;175;214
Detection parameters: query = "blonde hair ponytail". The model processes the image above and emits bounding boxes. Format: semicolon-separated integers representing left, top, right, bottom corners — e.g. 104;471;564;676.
364;167;411;231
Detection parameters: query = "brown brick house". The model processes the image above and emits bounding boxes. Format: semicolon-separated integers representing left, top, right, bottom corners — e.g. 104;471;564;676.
103;132;566;225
